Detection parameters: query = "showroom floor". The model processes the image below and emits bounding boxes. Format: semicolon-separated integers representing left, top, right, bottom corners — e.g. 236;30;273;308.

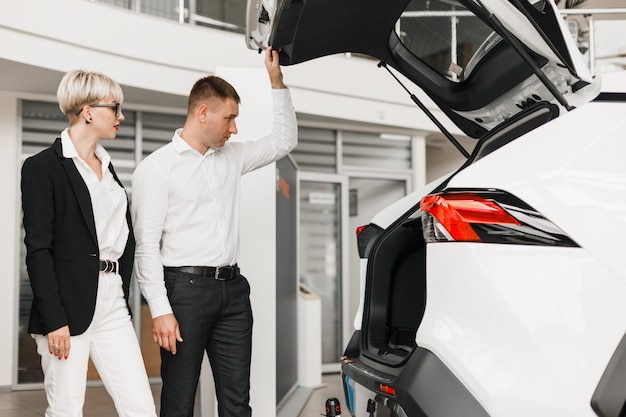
0;373;344;417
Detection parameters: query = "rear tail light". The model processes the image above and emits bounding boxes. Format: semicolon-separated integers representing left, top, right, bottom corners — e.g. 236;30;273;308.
356;224;383;258
420;190;578;246
356;225;369;237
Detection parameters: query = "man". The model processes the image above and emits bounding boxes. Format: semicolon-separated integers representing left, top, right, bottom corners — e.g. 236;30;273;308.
131;47;297;417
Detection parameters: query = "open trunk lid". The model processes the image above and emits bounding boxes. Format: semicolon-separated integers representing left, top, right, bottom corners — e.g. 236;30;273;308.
246;0;601;138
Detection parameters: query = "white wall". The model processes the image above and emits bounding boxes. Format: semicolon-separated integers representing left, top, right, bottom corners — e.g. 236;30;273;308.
595;20;626;73
0;96;19;388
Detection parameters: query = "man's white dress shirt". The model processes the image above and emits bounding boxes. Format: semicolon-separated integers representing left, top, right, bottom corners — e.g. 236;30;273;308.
131;88;297;318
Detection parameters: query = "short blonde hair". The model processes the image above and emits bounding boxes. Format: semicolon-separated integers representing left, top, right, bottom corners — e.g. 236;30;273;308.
57;69;124;118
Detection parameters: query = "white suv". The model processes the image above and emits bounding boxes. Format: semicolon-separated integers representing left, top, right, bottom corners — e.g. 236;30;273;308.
247;1;626;416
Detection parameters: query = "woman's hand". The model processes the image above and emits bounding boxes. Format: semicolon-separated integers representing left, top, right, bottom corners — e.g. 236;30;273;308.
48;326;71;360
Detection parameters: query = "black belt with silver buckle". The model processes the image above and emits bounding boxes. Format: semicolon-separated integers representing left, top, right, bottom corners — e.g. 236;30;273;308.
99;259;117;273
164;265;240;281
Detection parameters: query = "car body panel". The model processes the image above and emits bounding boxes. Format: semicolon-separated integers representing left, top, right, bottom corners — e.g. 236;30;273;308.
419;243;626;416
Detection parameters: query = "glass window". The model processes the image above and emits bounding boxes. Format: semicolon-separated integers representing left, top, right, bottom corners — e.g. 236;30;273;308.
140;0;182;20
299;180;343;365
91;0;247;33
194;0;246;32
96;0;183;21
397;0;495;81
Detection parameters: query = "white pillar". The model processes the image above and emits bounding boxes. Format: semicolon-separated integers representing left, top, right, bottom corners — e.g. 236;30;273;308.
0;95;20;388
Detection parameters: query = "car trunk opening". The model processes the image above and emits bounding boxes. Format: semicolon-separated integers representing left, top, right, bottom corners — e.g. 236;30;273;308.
361;215;427;366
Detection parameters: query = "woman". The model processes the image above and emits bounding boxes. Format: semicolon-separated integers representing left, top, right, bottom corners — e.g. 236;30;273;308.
21;69;157;417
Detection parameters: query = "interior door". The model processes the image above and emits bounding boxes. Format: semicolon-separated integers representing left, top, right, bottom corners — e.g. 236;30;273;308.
299;172;349;371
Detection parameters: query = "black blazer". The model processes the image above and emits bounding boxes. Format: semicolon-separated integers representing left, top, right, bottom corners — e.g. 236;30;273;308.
21;137;135;336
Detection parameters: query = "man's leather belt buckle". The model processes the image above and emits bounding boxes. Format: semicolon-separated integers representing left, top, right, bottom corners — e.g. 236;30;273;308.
99;259;117;273
215;266;235;281
211;265;239;280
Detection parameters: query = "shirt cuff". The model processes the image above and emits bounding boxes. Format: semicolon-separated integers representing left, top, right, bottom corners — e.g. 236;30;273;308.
272;87;290;99
147;294;173;319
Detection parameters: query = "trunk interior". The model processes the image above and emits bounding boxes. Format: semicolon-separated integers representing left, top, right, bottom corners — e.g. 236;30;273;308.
362;215;426;367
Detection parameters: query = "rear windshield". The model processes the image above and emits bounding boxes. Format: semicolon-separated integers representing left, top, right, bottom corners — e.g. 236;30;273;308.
396;0;498;82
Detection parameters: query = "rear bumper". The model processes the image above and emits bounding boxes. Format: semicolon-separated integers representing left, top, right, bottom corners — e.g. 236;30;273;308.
591;332;626;417
341;345;488;417
342;333;626;417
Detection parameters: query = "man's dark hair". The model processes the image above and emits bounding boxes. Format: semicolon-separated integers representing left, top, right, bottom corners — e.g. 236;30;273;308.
187;75;241;114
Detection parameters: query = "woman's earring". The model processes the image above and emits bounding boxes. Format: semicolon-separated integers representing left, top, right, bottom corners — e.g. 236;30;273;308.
85;118;91;124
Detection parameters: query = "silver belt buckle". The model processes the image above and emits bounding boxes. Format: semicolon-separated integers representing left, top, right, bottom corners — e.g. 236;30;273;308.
215;266;223;280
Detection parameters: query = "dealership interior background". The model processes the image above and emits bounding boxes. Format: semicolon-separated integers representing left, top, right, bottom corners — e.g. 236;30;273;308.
0;1;624;416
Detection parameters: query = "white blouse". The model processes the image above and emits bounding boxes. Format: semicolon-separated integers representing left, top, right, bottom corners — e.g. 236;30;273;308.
61;129;128;264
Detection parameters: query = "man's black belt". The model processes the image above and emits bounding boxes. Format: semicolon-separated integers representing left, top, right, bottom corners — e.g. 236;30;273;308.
164;265;240;281
99;259;117;273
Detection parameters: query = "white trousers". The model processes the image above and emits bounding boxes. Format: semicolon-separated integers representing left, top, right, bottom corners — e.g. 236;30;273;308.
34;271;157;417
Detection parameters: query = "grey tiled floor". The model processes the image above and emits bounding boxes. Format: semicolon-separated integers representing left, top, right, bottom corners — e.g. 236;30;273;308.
291;373;345;417
0;373;344;417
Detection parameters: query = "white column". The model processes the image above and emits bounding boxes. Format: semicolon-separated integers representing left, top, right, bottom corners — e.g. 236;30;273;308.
0;95;20;388
411;133;427;192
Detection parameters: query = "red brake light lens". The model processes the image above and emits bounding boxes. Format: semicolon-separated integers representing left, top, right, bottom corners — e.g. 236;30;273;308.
419;190;578;246
420;193;520;242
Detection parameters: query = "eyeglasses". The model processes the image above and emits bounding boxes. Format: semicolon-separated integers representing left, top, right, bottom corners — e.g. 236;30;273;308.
76;103;122;118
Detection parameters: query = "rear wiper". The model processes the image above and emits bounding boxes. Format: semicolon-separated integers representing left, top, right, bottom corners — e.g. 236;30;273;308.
378;62;470;159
